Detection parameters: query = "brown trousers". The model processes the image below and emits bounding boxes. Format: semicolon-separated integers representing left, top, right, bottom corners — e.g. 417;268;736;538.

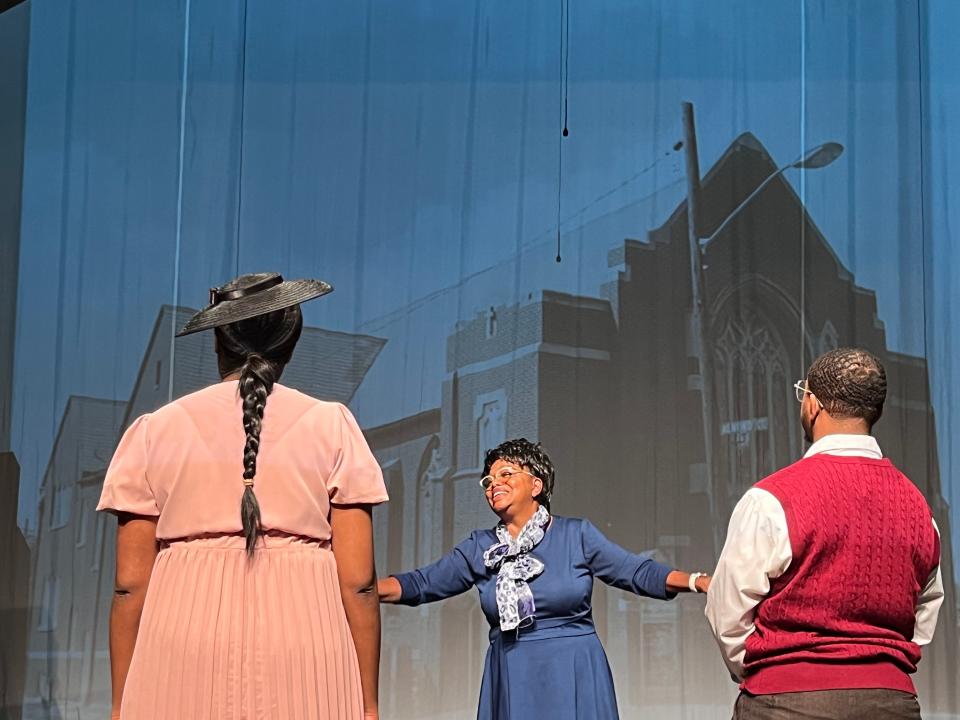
733;689;922;720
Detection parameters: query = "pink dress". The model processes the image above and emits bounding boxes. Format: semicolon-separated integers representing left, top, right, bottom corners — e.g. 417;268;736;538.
97;381;388;720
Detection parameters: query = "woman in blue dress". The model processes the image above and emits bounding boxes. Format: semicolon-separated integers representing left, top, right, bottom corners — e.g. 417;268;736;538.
378;438;711;719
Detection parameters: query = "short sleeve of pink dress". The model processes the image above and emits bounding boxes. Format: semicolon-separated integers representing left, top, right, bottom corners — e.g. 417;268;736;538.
327;403;389;505
98;383;388;541
97;414;160;517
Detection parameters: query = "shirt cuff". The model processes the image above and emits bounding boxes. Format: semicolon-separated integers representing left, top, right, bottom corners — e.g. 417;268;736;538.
641;560;676;600
329;492;390;507
393;572;421;606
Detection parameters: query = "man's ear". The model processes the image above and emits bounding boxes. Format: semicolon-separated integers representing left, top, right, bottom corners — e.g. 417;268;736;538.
807;394;825;427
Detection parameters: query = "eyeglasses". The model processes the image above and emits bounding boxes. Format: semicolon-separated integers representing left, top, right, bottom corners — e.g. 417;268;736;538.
793;379;824;408
479;467;536;491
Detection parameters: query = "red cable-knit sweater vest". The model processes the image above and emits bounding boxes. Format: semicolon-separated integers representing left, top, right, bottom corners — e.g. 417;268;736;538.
742;454;940;695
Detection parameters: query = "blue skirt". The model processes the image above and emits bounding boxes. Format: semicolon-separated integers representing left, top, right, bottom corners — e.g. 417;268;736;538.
477;629;619;719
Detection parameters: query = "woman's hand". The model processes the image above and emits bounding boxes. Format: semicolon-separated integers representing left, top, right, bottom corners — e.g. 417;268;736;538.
665;570;711;594
377;576;402;603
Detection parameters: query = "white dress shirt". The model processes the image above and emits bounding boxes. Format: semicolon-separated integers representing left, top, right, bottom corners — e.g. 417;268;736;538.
704;434;945;682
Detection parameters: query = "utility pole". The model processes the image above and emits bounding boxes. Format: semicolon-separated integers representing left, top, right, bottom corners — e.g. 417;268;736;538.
681;101;722;553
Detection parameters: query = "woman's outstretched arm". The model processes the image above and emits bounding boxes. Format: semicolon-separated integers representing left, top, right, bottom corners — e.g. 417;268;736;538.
581;518;710;597
377;534;481;606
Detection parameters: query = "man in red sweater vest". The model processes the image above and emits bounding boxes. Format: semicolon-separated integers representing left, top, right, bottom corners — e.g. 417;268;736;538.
706;348;943;719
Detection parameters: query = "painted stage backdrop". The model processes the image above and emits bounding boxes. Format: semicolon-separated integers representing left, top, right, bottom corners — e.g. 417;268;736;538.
1;1;959;718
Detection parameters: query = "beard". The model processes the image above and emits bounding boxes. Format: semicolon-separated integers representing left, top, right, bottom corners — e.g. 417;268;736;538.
801;410;814;444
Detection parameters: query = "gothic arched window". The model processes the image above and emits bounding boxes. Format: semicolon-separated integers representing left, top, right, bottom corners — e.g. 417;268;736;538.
415;438;443;566
475;390;507;467
714;314;798;499
818;320;839;355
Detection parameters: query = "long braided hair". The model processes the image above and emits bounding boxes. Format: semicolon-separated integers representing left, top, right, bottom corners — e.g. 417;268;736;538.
214;275;304;555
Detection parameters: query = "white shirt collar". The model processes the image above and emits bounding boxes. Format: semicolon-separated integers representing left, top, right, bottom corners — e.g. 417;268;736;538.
803;433;883;459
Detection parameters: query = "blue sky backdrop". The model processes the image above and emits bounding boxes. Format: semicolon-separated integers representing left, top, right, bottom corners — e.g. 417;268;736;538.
11;0;960;572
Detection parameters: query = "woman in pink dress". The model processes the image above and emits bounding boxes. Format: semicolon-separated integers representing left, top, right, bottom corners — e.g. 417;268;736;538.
97;273;387;720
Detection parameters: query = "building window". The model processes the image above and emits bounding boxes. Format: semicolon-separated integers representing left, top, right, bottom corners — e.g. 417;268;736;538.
383;460;405;574
75;498;89;547
634;598;680;701
92;514;105;572
38;577;59;631
81;628;95;701
475;390;507;467
51;484;72;529
486;306;498;338
715;315;798;499
818;320;839;355
416;441;443;566
38;673;52;701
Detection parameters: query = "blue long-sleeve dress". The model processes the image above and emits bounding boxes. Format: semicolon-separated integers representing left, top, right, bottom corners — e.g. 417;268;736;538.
393;516;675;719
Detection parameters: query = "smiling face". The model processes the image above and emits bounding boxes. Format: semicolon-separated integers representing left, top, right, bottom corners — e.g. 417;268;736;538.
483;459;544;519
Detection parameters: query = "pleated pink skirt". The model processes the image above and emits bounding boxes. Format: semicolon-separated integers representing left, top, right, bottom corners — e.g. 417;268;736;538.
120;533;364;720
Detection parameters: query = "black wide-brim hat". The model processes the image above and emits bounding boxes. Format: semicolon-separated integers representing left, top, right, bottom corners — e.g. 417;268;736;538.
175;273;333;337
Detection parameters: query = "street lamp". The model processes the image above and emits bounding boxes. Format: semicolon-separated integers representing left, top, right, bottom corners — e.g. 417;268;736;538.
700;141;844;248
680;101;843;551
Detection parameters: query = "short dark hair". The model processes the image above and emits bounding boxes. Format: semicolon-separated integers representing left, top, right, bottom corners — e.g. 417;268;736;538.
806;347;886;427
482;438;555;510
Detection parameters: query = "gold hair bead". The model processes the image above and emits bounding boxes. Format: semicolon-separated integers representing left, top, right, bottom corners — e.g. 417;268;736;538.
243;478;255;487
